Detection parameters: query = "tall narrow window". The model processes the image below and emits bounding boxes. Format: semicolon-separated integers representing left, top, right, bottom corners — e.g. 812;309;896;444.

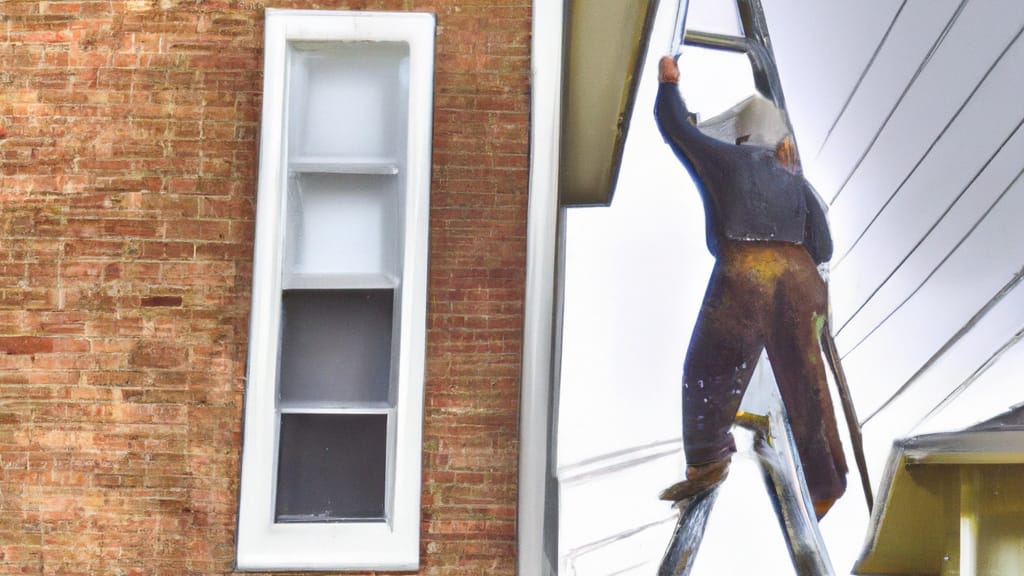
237;9;434;571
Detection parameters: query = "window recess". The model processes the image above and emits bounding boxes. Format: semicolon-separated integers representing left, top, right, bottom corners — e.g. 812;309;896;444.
236;9;434;571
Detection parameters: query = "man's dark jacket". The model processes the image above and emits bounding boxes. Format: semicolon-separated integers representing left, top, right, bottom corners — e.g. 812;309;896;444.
655;82;833;264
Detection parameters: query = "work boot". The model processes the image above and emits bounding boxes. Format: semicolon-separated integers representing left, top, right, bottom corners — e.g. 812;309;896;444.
659;459;730;504
813;498;836;520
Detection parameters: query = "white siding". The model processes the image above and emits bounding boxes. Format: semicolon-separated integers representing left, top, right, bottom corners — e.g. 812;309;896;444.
763;2;1024;572
765;0;1024;486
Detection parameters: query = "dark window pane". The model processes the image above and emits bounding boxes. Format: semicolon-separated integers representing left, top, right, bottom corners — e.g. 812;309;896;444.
279;289;393;405
275;413;388;522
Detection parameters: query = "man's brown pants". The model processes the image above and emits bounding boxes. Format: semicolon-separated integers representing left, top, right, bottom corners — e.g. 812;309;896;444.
683;241;848;508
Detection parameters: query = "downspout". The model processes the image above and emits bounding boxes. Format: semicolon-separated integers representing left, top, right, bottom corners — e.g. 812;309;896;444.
518;1;564;575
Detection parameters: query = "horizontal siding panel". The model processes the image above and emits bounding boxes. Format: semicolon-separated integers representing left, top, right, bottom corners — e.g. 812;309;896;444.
840;175;1024;420
566;520;671;576
913;336;1024;436
828;1;1024;255
558;447;680;570
762;0;902;154
833;120;1024;352
829;32;1024;332
804;0;961;199
859;280;1024;482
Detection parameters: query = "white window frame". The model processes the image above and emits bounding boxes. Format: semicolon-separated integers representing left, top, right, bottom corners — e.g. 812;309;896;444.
236;9;435;571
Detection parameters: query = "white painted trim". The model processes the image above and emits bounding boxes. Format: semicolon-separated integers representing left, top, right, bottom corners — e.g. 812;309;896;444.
518;2;565;575
236;9;434;571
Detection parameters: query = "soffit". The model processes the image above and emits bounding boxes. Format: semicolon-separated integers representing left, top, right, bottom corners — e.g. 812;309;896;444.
559;0;659;206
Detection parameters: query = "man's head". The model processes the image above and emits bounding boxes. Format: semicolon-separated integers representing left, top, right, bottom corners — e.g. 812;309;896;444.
775;135;799;171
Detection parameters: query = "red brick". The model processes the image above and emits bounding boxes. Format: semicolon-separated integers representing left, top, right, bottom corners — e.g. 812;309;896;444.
140;296;183;308
0;336;55;355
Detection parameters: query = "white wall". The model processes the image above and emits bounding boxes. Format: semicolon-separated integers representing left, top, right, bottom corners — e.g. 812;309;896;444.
764;0;1024;572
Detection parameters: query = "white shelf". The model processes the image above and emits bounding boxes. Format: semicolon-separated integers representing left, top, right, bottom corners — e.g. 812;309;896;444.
283;272;398;290
289;156;399;175
279;401;393;414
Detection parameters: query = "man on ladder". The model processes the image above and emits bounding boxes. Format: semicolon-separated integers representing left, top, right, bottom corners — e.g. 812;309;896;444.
651;1;872;573
654;52;848;521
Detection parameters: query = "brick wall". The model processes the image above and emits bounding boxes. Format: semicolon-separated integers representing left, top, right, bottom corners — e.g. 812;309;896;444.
0;1;530;574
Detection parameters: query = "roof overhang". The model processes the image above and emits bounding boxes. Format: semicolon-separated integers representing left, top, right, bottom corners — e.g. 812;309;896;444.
855;429;1024;575
559;0;660;206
